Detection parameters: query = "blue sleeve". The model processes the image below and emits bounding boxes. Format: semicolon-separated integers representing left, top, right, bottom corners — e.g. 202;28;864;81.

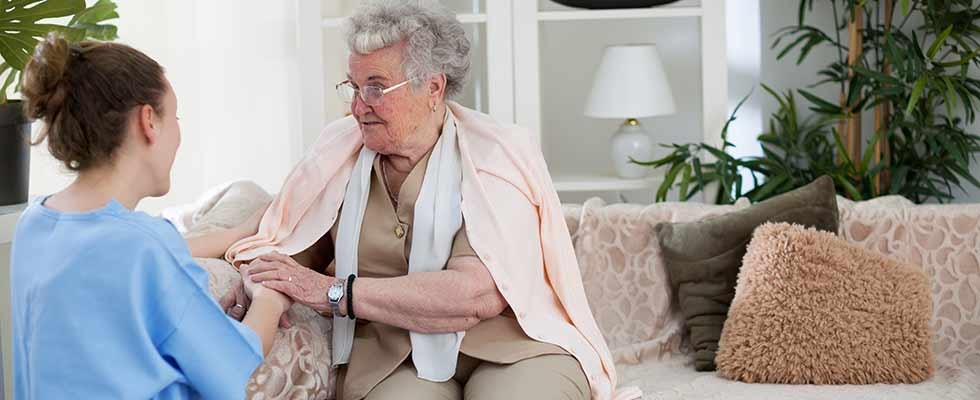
158;287;263;400
136;214;264;399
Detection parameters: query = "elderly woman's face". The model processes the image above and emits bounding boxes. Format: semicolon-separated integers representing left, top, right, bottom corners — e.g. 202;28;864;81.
348;42;432;154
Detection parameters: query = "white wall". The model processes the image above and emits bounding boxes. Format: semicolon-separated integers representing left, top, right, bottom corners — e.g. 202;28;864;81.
759;0;980;203
28;0;305;213
726;0;764;187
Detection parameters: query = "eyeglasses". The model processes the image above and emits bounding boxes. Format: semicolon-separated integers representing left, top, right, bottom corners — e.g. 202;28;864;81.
335;79;412;106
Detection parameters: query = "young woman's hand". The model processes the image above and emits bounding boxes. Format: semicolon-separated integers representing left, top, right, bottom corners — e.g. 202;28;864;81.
239;262;293;327
218;280;251;321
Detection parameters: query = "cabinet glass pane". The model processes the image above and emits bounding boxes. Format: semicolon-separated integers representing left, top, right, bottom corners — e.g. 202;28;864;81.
324;0;483;18
536;0;701;12
537;18;702;194
319;22;489;142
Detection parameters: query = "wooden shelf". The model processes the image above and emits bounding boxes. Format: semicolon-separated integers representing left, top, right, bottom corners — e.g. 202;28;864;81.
538;7;702;22
553;174;664;192
323;13;487;29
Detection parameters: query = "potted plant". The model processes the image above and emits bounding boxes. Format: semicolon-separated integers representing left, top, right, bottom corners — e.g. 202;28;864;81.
641;0;980;204
0;0;119;206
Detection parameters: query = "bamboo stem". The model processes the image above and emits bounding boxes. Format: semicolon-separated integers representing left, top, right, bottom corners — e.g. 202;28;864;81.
874;0;894;194
840;2;864;173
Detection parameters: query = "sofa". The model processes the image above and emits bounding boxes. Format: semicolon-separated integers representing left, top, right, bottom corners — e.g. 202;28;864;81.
171;181;980;399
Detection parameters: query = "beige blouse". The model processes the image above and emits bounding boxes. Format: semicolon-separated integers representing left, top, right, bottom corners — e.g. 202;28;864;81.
306;150;565;400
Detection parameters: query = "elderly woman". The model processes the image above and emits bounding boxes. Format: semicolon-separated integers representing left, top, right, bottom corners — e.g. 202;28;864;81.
227;2;639;400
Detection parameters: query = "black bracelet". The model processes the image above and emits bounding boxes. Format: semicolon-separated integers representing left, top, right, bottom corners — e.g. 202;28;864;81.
346;274;356;320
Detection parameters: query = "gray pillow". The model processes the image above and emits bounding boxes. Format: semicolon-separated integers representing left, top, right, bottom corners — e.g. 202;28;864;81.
654;176;839;371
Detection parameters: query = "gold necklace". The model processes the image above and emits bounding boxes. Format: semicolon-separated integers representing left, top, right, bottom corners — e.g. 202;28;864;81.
380;157;399;208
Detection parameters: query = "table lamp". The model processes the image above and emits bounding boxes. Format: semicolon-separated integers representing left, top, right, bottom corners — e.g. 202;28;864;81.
585;43;676;179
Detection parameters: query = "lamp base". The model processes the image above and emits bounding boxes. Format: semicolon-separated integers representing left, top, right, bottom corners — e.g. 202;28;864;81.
610;118;653;179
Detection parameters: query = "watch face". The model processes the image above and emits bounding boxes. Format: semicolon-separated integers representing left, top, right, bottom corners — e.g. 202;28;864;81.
328;284;344;301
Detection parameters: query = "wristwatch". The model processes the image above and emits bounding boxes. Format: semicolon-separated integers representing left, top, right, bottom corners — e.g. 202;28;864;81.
327;278;346;317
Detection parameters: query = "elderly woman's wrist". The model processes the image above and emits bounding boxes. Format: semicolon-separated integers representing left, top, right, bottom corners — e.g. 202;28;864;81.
312;275;336;315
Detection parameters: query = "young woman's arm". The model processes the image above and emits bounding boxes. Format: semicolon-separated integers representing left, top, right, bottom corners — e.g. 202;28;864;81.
186;203;269;258
239;263;291;355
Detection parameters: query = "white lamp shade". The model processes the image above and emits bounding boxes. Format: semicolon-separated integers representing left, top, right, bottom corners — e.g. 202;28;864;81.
584;44;677;119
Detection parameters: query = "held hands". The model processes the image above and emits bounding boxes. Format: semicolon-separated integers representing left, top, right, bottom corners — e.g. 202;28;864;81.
247;252;334;315
242;262;294;314
219;263;293;328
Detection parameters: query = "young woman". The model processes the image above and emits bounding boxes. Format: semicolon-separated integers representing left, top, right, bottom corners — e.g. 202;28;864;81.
10;34;288;399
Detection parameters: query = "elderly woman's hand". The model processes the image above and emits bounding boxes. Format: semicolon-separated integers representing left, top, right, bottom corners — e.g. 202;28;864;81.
247;252;334;315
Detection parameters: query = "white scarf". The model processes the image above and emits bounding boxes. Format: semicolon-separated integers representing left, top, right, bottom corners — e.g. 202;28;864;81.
333;108;464;382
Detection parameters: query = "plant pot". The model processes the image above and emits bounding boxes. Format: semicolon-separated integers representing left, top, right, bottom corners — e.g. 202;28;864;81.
550;0;681;9
0;101;31;206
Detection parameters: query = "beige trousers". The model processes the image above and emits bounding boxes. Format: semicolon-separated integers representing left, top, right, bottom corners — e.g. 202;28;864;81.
362;354;590;400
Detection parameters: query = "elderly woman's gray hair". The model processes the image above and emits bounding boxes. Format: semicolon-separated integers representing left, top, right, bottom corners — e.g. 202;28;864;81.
345;0;471;98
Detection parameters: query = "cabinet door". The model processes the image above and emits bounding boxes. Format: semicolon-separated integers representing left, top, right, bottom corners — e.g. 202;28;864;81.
301;0;511;153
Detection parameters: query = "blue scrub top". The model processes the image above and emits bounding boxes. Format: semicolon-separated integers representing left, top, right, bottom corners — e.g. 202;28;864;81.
10;197;263;399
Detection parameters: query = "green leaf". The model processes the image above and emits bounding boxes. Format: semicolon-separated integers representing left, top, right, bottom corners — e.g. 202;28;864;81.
846;75;865;108
889;166;910;194
950;163;980;188
852;65;902;85
797;35;824;65
941;76;957;117
835;175;864;201
0;0;88;70
0;64;16;104
69;0;120;41
0;30;37;70
860;130;881;173
0;0;86;23
678;164;692;200
927;25;954;60
69;0;119;25
692;157;706;197
776;33;811;61
797;0;807;26
658;162;686;202
0;0;118;68
70;22;116;41
832;127;854;168
904;77;928;117
798;89;841;114
901;0;910;15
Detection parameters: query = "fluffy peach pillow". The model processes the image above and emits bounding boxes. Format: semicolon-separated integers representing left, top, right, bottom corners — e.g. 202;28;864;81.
716;222;933;384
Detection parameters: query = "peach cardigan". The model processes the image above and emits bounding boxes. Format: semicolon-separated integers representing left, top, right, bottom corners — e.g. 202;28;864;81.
227;102;641;400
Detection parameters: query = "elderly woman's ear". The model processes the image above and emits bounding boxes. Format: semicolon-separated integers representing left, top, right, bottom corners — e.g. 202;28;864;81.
426;73;448;107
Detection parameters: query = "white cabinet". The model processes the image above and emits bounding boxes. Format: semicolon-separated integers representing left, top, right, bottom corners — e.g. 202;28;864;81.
297;0;727;203
0;204;24;400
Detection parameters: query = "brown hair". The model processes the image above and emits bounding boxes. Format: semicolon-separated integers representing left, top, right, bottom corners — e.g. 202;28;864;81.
21;33;167;171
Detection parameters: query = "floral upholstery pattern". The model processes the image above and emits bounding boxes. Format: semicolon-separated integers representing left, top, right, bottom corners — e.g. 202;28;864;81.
563;198;750;364
838;196;980;370
171;181;980;399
